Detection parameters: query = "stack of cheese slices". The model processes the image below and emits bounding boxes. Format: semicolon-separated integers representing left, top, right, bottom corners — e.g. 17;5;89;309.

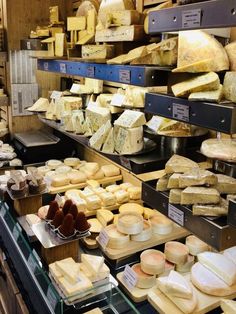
156;154;236;217
49;255;110;302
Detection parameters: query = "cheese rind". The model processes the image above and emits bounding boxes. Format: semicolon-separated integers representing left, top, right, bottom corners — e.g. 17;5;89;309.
169;189;182;204
131;263;156;289
102;128;115;154
189;84;223;103
150;215;173;235
131;220;152;242
164;241;189;264
181;187;220;205
185;235;209;256
89;121;112;151
117;211;143;235
192;198;228;216
86;106;111;133
178;169;218;188
167;173;181;189
140;249;165;275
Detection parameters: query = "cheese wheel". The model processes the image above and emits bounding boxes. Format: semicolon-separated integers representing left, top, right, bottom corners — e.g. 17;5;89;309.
55;165;72;174
127;186;141;200
164;241;189;264
117;211;143;235
105;224;130;249
185;235;209;256
64;157;80;167
131;263;156;289
101;164;120;177
140;249;165;275
176;254;195;273
47;159;63;169
131;220;152;242
150;215;173;235
87;218;103;234
51;175;70;187
119;203;144;215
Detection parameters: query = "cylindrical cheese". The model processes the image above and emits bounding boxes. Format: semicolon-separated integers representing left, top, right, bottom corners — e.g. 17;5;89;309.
117;211;143;235
164;241;189;264
160;260;175;277
131;220;152;242
105;224;130;249
176;254;195;273
64;157;80;167
131;263;156;289
140;249;165;275
185;235;209;256
150;215;173;235
47;159;63;169
119;203;144;215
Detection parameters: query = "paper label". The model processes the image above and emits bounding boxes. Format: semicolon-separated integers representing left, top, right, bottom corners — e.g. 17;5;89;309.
26;41;31;50
59;63;67;74
111;94;125;107
98;229;109;249
172;103;189;122
13;223;22;241
87;66;95;78
120;156;132;171
47;286;58;311
50;91;62;100
182;9;202;28
123;265;138;290
147;116;163;132
43;62;49;71
55;194;63;207
168;204;184;226
119;69;131;84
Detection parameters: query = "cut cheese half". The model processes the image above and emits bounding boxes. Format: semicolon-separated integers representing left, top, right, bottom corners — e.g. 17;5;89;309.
165;155;199;174
104;224;130;249
117;211;143;235
185;235;209;256
221;300;236;314
164;241;189;264
140;249;165;275
223;246;236;265
198;252;236;286
119;203;144;215
131;220;152;242
165;270;193;299
96;209;114;226
191;262;236;296
131;263;156;289
87;218;103;234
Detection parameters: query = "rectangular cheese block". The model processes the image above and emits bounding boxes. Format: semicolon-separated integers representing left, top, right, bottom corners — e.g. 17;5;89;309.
178;169;217;188
99;192;116;207
95;25;144;42
58;272;93;297
86;105;111;133
81;254;104;275
192;198;228;216
169;189;182;204
114;126;143;154
181;187;220;205
188;84;223;103
165;155;199;174
55;258;80;284
114;109;146;128
167;173;181;189
82;44;114;59
214;174;236;194
89;120;112;151
172;72;220;97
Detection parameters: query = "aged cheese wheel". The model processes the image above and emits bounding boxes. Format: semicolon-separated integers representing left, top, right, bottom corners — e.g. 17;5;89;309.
119;203;144;215
117;211;143;235
164;241;189;264
185;235;209;256
131;263;156;289
140;249;165;275
105;224;129;249
150;215;173;235
131;220;152;242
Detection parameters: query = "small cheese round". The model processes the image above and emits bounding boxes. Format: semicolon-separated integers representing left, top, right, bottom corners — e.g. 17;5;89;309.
164;241;189;264
140;249;165;275
150;215;173;235
127;187;141;200
176;254;195;273
131;263;156;289
65;189;80;199
185;235;209;256
119;203;144;215
55;165;72;174
64;157;80;167
117;211;143;235
105;224;130;249
46;159;63;169
131;220;152;242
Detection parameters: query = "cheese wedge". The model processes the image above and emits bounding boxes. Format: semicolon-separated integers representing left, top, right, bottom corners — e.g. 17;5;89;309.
221;300;236;314
102;128;115;154
169;189;183;204
140;249;165;275
181;187;220;205
223;246;236;265
156;174;171;191
172;72;220;97
188;84;223;103
198;252;236;286
167;173;181;189
132;263;156;289
192;198;228;216
89;121;112;151
173;58;216;73
114;110;146;128
165;155;199;174
165;270;193;299
165;241;189;264
122;46;148;64
80;262;110;283
185;235;209;256
81;254;104;275
179;169;218;188
214;174;236;194
191;262;236;296
55;258;80;284
87;218;103;234
157;276;197;314
97;209;114;226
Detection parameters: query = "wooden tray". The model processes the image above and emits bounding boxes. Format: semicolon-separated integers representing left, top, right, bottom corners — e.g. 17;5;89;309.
49;175;123;194
148;274;236;314
97;225;189;260
117;272;156;303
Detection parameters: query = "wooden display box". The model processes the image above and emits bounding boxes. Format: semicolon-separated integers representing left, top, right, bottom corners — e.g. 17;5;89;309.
14;195;42;216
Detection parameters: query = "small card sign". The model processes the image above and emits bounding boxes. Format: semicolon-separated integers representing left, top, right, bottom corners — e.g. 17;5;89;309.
172;103;189;122
50;91;62;100
59;63;67;74
119;69;131;84
87;66;95;78
43;62;49;71
98;229;109;249
123;265;138;290
182;9;202;29
168;204;184;227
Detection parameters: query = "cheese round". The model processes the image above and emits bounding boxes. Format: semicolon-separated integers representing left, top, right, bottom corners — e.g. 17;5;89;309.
191;262;236;296
185;235;209;256
119;203;144;215
131;220;152;242
117;211;143;235
55;165;72;174
164;241;189;264
131;263;156;289
150;215;173;235
127;187;141;200
140;249;165;275
64;157;80;167
101;165;120;177
105;224;130;249
176;254;195;273
65;189;80;199
47;159;63;169
160;260;175;277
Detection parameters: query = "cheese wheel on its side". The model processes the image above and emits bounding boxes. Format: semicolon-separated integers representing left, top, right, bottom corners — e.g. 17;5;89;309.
150;215;173;235
176;254;195;273
101;164;120;177
51;175;70;187
164;241;189;264
119;203;144;215
127;186;141;200
117;211;143;235
105;224;130;249
64;157;80;167
131;220;152;242
131;263;156;289
140;249;165;275
47;159;63;169
185;235;209;256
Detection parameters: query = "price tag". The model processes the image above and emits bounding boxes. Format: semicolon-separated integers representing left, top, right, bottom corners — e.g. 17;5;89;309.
70;83;81;94
147;116;163;132
26;41;31;50
47;286;58;311
59;63;67;74
50;91;62;100
44;62;49;71
119;69;131;84
122;265;138;290
87;66;95;78
172;103;189;122
111;94;125;107
168;204;184;227
182;9;202;28
98;229;109;249
120;156;132;171
55;194;63;207
13;223;22;241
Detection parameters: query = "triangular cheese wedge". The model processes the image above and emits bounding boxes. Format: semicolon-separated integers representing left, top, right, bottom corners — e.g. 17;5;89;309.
102;128;115;153
114;109;146;128
27;98;49;112
165;154;199;174
166;270;192;299
89;121;111;150
188;84;223;103
223;246;236;266
221;299;236;314
55;258;79;284
81;254;104;275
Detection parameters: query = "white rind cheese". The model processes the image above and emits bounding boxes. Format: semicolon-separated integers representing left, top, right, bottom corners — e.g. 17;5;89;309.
131;263;156;289
223;246;236;265
221;300;236;314
165;270;193;299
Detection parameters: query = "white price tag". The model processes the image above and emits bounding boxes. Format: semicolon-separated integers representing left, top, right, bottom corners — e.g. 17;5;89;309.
26;41;31;50
168;204;184;226
123;265;138;290
59;63;67;74
44;62;49;71
47;286;58;311
98;229;109;249
87;66;95;78
55;194;63;207
182;9;202;29
111;94;125;107
13;223;22;241
119;69;131;84
50;91;62;100
120;156;132;171
172;103;189;122
146;116;163;132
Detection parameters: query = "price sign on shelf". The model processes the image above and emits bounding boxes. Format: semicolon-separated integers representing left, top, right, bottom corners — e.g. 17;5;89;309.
98;229;109;249
172;103;189;122
87;66;95;78
120;156;132;171
26;41;31;50
50;91;62;100
59;63;67;74
122;265;138;290
43;62;49;71
47;286;58;311
182;9;202;29
168;204;184;227
119;69;131;84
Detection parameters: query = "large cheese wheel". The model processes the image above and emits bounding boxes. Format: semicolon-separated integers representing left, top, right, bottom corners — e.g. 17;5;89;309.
201;139;236;162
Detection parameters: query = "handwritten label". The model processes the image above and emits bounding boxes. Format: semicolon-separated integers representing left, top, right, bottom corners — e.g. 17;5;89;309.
98;229;109;249
55;194;63;207
26;41;31;50
182;9;201;28
123;265;138;290
47;286;58;311
120;156;132;171
50;91;62;100
13;223;22;242
59;63;67;74
44;62;49;71
111;94;125;107
87;66;95;78
119;69;131;84
168;204;184;226
172;103;189;122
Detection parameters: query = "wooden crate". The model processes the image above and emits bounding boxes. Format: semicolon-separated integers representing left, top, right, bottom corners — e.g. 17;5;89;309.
14;195;42;216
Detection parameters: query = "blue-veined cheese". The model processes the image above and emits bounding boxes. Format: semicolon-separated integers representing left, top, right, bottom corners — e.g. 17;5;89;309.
102;127;115;153
115;126;143;154
89;121;112;150
114;109;146;128
86;105;111;133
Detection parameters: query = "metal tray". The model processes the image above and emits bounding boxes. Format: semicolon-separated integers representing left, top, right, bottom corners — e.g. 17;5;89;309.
14;130;60;147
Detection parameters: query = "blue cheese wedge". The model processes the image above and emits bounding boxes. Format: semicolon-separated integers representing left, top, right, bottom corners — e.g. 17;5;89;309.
114;109;146;128
115;126;143;154
86;105;111;133
89;121;112;151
